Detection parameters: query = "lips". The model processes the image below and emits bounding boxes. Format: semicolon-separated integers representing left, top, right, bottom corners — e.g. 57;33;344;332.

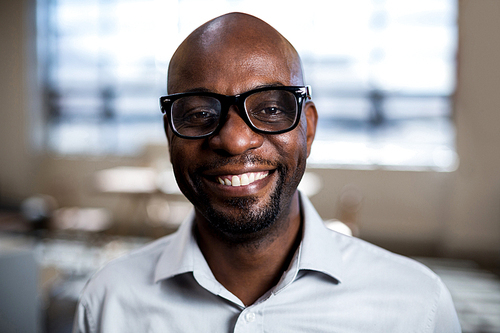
216;171;269;187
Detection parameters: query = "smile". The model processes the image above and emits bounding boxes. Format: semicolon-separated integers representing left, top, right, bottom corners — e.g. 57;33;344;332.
216;171;269;187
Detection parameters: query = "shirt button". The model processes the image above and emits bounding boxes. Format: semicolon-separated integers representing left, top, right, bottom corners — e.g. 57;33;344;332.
245;312;256;322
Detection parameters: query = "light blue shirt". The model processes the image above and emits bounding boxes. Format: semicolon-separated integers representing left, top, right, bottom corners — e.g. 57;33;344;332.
73;193;461;332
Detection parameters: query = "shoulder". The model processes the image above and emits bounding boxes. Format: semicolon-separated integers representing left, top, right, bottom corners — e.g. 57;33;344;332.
79;234;174;303
73;232;196;333
335;233;439;284
329;233;460;331
330;232;449;305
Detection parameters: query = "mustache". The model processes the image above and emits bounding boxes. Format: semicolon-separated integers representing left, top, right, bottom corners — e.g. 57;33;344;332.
195;154;278;173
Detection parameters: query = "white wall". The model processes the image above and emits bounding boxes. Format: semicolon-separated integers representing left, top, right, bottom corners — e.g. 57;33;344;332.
1;0;499;265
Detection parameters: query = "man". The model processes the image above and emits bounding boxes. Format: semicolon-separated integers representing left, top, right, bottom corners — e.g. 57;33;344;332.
73;13;461;332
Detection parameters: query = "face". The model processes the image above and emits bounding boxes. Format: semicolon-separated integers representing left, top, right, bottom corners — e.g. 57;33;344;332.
166;36;317;241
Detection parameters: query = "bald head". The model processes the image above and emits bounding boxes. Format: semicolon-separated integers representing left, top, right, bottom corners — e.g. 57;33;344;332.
167;13;304;94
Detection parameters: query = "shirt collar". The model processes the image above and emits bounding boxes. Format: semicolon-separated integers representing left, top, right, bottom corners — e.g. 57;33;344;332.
154;210;199;283
296;192;343;283
154;192;344;284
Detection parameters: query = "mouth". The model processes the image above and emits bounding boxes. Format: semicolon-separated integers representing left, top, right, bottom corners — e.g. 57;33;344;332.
215;171;270;187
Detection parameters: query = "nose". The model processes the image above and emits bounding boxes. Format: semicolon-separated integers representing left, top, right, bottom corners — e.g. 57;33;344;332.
208;106;264;155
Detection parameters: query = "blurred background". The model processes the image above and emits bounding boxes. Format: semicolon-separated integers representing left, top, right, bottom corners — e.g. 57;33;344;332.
1;0;500;332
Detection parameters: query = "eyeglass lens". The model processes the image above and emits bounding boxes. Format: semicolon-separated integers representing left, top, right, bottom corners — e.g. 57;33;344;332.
171;90;298;137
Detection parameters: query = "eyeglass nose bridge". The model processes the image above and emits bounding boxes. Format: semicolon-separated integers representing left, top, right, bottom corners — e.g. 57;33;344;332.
214;94;257;134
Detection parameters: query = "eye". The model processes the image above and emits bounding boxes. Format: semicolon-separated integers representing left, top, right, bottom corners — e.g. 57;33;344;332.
187;109;216;119
244;89;298;131
171;96;221;135
249;103;288;122
258;106;282;116
182;108;218;124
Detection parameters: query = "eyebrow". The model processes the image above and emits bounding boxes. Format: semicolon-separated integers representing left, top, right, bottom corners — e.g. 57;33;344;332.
182;87;213;93
182;82;285;95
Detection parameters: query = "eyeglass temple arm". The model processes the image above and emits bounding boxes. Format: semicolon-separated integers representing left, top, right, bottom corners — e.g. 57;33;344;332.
305;85;312;100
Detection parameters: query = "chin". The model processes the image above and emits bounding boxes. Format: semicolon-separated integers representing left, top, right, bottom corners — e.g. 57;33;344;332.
196;168;288;242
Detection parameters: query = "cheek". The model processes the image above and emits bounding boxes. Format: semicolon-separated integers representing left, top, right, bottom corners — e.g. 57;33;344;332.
289;120;309;157
273;126;308;170
169;139;196;182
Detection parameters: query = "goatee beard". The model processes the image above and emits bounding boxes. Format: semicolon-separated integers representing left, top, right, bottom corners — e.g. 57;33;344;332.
196;167;286;242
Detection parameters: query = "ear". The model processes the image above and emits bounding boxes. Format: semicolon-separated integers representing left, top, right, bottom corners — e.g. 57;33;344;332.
304;101;318;158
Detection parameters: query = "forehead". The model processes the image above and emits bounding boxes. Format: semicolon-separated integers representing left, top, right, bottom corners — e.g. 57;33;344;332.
175;53;296;95
168;27;302;95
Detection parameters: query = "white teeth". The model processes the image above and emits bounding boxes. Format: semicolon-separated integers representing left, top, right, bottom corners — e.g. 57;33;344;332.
240;174;249;186
217;171;269;187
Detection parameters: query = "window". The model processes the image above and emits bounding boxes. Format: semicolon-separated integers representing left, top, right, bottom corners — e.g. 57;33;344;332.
38;0;457;170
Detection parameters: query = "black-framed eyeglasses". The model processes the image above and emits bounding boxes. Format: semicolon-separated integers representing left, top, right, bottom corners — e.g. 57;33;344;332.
159;85;312;139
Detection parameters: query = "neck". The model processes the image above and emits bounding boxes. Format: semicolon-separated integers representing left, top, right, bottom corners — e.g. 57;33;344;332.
195;191;302;306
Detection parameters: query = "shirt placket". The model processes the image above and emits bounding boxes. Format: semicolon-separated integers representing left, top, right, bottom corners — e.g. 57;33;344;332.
233;305;263;333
